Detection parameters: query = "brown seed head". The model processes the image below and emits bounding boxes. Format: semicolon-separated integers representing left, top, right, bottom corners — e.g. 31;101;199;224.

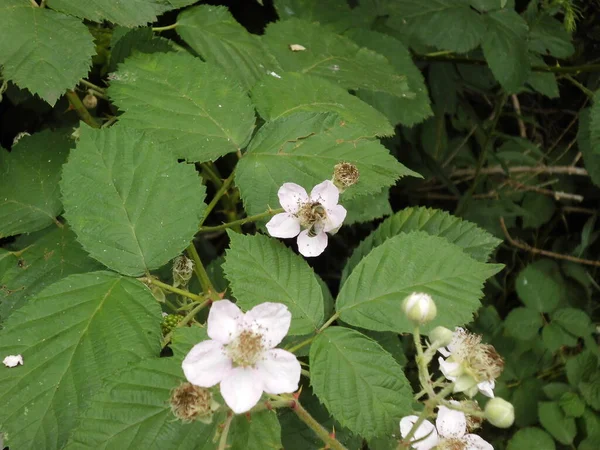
333;162;359;191
170;382;217;423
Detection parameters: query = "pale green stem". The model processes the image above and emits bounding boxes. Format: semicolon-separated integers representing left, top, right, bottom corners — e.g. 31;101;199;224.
292;399;348;450
140;277;204;302
153;23;178;32
186;243;216;295
198;172;235;229
198;208;283;233
217;412;234;450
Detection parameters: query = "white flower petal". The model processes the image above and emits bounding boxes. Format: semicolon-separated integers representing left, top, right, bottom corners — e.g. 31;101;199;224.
278;183;309;214
438;357;461;379
435;405;467;439
447;327;465;353
207;300;242;344
182;340;232;387
462;434;494;450
297;230;328;257
438;346;452;357
478;380;495;398
220;367;264;414
256;349;301;394
399;416;439;450
266;213;301;238
310;180;339;208
324;204;347;232
244;302;292;348
2;355;23;367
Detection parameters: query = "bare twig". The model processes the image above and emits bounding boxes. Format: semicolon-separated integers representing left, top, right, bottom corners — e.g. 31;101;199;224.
450;165;588;178
510;94;527;138
499;217;600;267
504;179;584;202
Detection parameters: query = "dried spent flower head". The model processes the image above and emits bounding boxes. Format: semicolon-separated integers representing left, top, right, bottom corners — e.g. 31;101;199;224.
460;400;484;432
82;93;98;109
332;162;359;192
468;343;504;382
172;255;194;288
170;382;219;423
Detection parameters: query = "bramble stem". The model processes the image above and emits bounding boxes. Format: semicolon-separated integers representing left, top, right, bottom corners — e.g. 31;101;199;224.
198;208;284;233
79;79;105;93
139;277;204;302
217;412;234;450
65;90;100;128
291;399;348;450
317;312;340;333
153;23;178;31
198;172;235;229
186;243;216;294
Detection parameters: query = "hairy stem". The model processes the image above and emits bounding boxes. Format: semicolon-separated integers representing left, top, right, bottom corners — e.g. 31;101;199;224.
139;277;205;302
198;208;284;233
65;90;100;128
217;412;234;450
186;242;216;294
291;400;348;450
199;172;235;229
153;23;178;32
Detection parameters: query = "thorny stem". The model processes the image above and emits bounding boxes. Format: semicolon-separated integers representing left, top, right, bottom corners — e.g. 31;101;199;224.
291;399;348;450
153;23;178;32
65;90;100;128
413;327;436;399
198;208;284;233
201;163;224;190
140;277;205;302
161;299;212;348
217;412;234;450
198;172;235;229
186;242;217;294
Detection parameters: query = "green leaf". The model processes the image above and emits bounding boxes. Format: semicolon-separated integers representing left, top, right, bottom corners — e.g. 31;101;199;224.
344;29;432;127
46;0;189;27
526;55;559;98
507;427;556;450
542;323;578;352
64;357;220;450
229;411;282;450
235;112;418;216
515;260;565;312
387;0;486;53
543;383;573;401
61;125;206;276
551;308;593;337
580;372;600;411
512;378;545;427
170;327;209;360
504;307;542;340
177;5;282;91
0;271;161;450
578;109;600;187
538;401;577;445
108;52;255;162
223;232;324;335
0;225;102;321
342;207;501;283
0;130;72;238
309;327;412;439
337;232;503;334
528;14;575;58
343;190;392;225
109;27;173;73
0;0;95;105
559;392;586;418
566;351;598;386
470;0;505;11
263;19;413;99
251;72;393;136
589;91;600;156
273;0;355;28
521;193;556;229
482;9;530;93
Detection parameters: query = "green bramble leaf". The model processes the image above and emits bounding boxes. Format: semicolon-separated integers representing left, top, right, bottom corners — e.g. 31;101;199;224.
343;190;392;225
46;0;196;27
515;260;566;313
177;5;282;91
109;27;173;73
482;9;530;93
590;91;600;156
0;0;95;105
528;14;575;58
507;427;556;450
342;207;502;284
60;126;206;277
566;351;598;387
64;358;221;450
542;323;578;352
273;0;354;28
344;28;432;127
526;55;559;99
521;193;556;229
250;72;394;137
337;232;503;334
559;392;586;418
551;308;593;337
309;327;412;439
580;372;600;411
0;130;72;238
223;232;324;335
108;52;255;162
0;225;102;322
578;109;600;186
170;326;209;359
0;271;162;450
229;410;282;450
386;0;486;53
235;112;418;217
538;401;577;445
504;307;543;341
262;19;413;99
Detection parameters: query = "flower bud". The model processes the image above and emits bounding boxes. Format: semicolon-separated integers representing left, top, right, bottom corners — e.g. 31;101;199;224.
172;255;194;288
332;162;359;192
485;397;514;428
83;92;98;109
429;326;454;347
170;382;219;424
402;292;437;325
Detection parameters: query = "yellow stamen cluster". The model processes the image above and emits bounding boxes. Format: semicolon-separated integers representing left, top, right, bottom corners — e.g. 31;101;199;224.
226;330;265;367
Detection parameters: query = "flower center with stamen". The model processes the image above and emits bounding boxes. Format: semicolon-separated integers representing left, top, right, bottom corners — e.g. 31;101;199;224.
438;438;467;450
297;202;327;231
467;343;504;381
226;329;265;367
